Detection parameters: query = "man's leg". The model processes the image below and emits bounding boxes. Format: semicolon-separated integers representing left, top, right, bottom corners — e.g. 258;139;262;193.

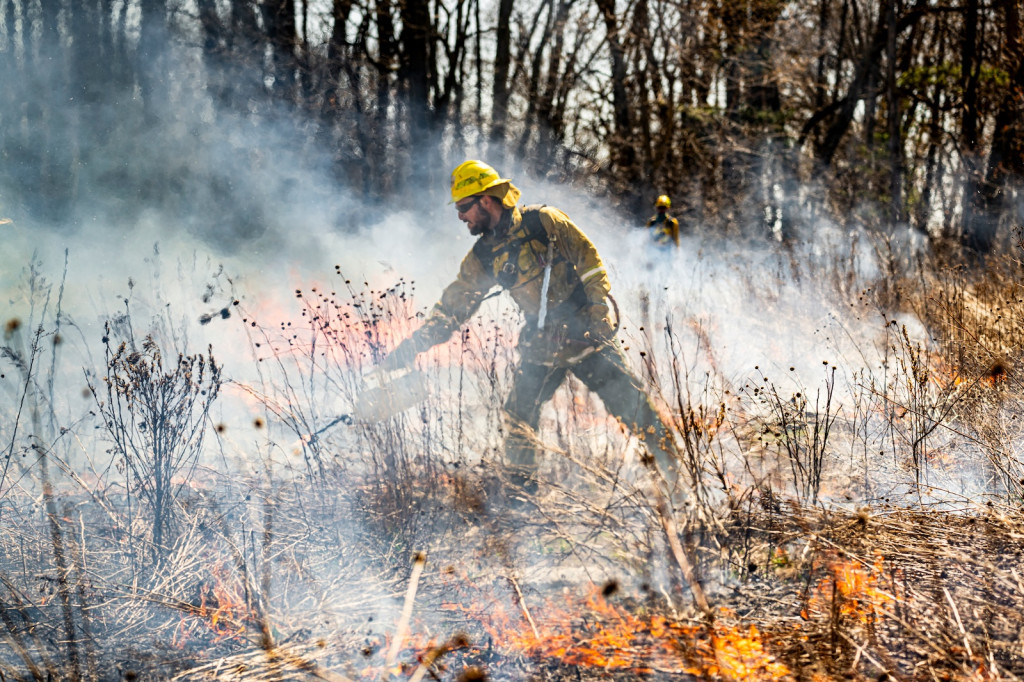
504;362;566;491
574;348;708;611
571;346;681;494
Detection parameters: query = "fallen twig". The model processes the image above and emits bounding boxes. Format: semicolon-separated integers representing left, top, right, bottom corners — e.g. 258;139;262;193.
382;551;427;680
507;574;541;641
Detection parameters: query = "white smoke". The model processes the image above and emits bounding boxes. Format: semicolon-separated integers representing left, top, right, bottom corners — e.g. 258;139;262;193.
0;37;989;519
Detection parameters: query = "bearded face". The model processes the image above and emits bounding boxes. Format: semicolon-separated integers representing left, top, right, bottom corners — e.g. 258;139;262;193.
456;195;495;236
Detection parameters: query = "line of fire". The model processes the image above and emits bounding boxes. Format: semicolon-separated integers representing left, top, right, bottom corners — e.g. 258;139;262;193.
4;0;1024;680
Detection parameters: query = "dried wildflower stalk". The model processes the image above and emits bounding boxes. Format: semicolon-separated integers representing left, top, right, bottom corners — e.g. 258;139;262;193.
89;325;222;564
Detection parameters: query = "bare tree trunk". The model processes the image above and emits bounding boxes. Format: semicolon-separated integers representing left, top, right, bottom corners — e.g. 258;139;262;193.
139;0;168;123
197;0;223;57
0;1;14;190
593;0;636;198
916;30;945;237
398;0;431;106
886;0;903;226
968;0;1024;254
70;0;102;105
630;0;655;186
262;0;298;100
720;0;752;232
68;0;109;210
517;0;554;167
958;0;990;253
329;0;354;64
30;0;73;223
814;0;830;112
474;0;483;122
438;0;471;153
436;0;468;123
721;0;743;115
810;0;925;167
398;0;434;187
222;0;264;108
536;0;574;168
371;0;399;196
299;0;313;101
490;0;515;162
716;0;785;236
197;0;228;105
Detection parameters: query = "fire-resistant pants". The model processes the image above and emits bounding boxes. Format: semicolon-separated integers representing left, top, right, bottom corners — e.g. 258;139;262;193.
503;343;679;492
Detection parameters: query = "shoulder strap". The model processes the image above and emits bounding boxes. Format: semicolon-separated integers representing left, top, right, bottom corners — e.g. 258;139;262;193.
520;204;548;245
472;204;549;274
525;205;589;313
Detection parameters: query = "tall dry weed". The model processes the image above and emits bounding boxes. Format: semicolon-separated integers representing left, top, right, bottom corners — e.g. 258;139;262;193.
89;321;222;564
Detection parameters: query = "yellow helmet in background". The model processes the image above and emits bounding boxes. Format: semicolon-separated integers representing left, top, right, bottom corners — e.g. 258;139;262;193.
450;160;508;203
655;194;671;209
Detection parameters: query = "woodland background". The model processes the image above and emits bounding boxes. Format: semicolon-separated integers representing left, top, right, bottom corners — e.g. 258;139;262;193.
2;0;1023;251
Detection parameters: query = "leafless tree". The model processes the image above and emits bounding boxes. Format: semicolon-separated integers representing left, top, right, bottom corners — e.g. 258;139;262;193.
1;0;1024;248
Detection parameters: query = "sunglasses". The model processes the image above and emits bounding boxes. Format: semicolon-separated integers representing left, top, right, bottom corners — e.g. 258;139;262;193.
455;196;482;214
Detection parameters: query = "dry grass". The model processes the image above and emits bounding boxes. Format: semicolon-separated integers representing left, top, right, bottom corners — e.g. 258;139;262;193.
2;240;1024;680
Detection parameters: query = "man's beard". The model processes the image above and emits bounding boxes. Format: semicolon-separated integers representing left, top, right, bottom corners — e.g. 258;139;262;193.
469;212;493;236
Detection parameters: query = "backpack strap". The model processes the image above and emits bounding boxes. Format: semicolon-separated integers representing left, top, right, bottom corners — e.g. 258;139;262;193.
520;204;548;245
472;204;549;281
470;205;590;324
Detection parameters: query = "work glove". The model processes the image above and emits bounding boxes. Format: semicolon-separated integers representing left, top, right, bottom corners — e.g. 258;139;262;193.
584;305;615;344
530;325;600;367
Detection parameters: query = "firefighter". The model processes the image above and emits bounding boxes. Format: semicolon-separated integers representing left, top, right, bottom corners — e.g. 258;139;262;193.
645;194;680;248
378;160;681;500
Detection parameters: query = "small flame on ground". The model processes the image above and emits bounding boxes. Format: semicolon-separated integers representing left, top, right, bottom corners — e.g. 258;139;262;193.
441;588;789;679
803;554;897;623
172;560;258;648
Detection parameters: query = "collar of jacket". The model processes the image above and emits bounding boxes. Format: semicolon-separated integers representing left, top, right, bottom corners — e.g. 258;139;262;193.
482;205;521;244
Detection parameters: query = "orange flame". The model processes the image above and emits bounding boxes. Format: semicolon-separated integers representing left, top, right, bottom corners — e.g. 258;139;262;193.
804;554;896;623
711;620;791;680
172;560;258;648
198;563;252;640
925;351;1008;390
926;351;965;389
441;588;789;679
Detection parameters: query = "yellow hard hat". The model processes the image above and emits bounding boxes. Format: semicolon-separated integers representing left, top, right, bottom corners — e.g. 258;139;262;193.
450;160;508;203
655;194;671;209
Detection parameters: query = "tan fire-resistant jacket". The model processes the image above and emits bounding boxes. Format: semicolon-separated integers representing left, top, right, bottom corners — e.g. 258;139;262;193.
401;205;614;364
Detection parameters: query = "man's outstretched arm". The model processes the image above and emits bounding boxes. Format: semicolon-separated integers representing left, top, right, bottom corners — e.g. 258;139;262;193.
379;250;493;371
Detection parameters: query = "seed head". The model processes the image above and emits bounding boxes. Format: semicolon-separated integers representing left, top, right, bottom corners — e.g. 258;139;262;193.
4;318;21;340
